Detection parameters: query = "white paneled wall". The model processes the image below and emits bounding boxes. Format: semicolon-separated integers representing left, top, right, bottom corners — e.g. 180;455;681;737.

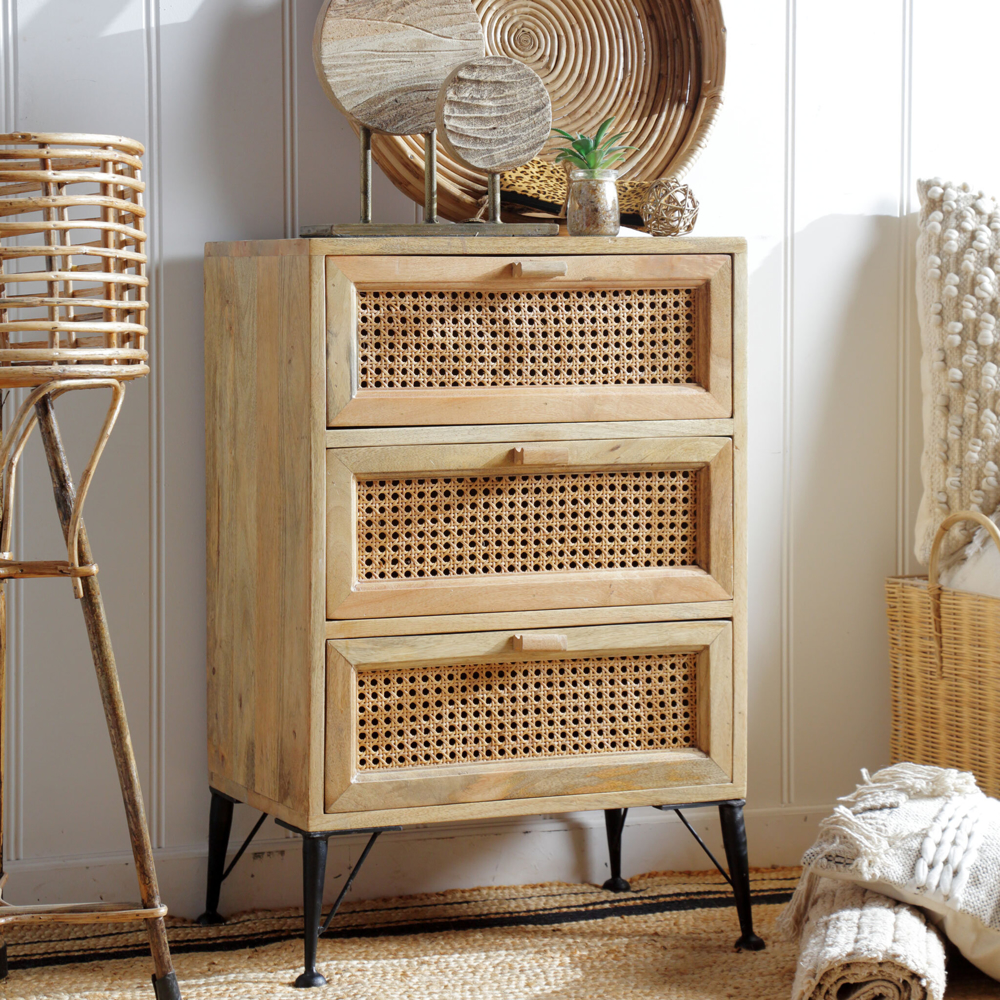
3;0;999;919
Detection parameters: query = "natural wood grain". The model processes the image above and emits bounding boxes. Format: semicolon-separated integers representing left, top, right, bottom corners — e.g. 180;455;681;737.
730;247;748;793
326;253;732;427
510;633;568;651
326;601;736;639
326;621;733;813
204;252;327;820
327;436;733;619
312;0;485;135
203;236;747;833
0;901;167;927
326;419;736;449
511;259;568;278
207;235;747;257
210;765;740;832
436;56;550;172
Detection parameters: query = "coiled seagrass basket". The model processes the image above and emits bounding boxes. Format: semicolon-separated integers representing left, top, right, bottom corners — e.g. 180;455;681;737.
364;0;726;223
886;510;1000;797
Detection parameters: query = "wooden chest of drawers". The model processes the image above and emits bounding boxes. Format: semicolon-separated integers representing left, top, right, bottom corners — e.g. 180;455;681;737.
204;236;746;833
203;236;756;982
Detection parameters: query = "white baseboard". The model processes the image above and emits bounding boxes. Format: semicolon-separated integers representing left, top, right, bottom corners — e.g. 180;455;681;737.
3;804;827;920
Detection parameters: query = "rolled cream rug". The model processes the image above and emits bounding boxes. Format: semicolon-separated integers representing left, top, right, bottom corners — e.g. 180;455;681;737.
778;876;946;1000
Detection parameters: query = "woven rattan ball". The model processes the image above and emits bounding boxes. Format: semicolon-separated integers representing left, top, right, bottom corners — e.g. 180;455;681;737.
641;179;700;236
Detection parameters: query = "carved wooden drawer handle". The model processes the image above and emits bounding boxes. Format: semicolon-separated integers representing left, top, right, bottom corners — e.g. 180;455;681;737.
510;260;568;279
511;634;569;652
511;446;570;465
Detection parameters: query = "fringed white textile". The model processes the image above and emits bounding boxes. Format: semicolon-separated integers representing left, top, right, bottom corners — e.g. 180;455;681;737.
797;763;1000;979
778;876;946;1000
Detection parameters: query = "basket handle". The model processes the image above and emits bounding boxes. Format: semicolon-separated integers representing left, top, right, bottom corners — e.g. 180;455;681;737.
928;510;1000;587
926;510;1000;671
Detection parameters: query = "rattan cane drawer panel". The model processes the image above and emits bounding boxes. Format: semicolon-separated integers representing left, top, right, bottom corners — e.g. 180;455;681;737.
356;469;699;581
327;438;734;620
325;621;734;814
356;287;697;389
327;254;732;426
355;653;699;771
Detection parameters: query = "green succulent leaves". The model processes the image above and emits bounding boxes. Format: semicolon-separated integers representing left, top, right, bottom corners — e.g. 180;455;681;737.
552;117;635;171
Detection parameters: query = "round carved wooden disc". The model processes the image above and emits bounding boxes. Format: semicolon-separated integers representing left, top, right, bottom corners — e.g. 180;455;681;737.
313;0;486;136
436;56;551;172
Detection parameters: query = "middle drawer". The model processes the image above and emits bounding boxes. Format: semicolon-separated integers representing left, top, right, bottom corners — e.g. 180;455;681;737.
327;437;732;620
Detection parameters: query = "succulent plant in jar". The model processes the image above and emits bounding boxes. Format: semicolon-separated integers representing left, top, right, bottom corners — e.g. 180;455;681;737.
553;117;634;237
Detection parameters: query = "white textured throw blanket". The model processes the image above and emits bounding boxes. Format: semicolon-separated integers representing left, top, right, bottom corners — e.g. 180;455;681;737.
780;877;946;1000
916;179;1000;564
790;764;1000;979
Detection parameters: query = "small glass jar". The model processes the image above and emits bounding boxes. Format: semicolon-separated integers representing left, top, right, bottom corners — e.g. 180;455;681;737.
566;168;620;237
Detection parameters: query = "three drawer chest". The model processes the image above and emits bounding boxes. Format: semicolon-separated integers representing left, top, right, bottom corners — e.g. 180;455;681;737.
201;236;759;985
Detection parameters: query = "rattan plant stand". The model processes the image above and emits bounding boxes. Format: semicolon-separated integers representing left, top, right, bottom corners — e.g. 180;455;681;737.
0;132;180;999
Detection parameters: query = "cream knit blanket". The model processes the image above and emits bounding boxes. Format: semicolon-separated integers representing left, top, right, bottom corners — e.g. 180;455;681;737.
780;876;946;1000
916;178;1000;563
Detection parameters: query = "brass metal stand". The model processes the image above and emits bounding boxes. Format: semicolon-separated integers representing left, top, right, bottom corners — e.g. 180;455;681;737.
300;126;559;238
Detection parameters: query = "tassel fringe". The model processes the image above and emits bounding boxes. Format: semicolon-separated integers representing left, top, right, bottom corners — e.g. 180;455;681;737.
836;764;979;815
776;869;822;941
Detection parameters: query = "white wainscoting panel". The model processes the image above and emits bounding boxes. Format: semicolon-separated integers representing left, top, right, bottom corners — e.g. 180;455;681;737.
2;0;995;917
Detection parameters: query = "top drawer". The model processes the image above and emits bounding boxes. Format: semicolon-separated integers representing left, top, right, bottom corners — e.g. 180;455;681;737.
327;254;732;427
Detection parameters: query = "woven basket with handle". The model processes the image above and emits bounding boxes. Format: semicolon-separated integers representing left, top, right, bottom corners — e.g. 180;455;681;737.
886;510;1000;796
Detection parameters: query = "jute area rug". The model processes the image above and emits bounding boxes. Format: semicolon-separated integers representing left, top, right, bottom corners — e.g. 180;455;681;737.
3;868;998;999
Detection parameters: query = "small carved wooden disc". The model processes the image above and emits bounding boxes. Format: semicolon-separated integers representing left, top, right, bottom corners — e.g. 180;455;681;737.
313;0;485;136
436;56;552;172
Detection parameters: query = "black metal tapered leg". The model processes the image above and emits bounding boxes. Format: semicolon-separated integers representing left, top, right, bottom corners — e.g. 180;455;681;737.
718;800;764;950
197;789;236;926
602;808;630;892
296;833;331;989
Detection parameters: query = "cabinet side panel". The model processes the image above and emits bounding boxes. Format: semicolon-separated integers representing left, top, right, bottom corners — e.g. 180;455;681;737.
731;249;748;794
205;253;324;818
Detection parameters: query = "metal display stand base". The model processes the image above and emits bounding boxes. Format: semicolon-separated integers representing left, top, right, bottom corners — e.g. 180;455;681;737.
301;222;559;238
302;128;560;240
199;789;764;987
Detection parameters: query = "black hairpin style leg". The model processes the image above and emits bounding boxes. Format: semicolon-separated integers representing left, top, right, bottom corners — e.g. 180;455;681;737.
602;808;630;892
297;832;332;989
718;800;765;951
197;789;237;926
275;821;398;988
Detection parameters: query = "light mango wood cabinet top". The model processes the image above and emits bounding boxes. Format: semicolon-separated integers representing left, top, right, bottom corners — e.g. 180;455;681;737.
204;236;747;833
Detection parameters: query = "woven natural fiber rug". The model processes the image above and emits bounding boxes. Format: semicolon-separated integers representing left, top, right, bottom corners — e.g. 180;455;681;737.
3;868;998;999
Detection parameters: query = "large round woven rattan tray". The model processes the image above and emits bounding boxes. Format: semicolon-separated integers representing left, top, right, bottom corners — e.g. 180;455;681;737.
365;0;725;223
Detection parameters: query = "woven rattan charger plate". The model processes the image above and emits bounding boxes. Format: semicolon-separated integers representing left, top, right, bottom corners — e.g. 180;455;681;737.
4;869;999;999
366;0;726;225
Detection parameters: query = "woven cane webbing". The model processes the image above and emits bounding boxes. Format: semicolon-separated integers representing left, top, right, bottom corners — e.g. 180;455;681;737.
355;652;699;769
356;288;697;390
0;132;148;386
357;469;699;581
886;576;1000;799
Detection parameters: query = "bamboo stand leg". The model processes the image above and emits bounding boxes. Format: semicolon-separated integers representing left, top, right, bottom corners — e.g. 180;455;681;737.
0;573;6;979
35;395;180;998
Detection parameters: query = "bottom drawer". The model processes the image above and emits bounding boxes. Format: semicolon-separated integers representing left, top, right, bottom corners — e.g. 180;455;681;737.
325;621;734;818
